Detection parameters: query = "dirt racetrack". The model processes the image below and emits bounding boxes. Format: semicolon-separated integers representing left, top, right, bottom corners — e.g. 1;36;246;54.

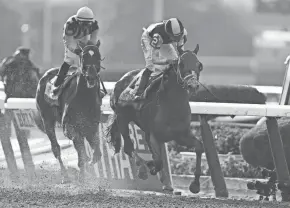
0;167;289;208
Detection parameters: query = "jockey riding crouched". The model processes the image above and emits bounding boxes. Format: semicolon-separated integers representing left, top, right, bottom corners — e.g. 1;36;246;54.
134;17;188;101
1;46;39;75
54;6;105;97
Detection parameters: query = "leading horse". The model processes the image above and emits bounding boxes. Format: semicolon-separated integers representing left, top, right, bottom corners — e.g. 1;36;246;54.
106;45;204;193
36;43;103;183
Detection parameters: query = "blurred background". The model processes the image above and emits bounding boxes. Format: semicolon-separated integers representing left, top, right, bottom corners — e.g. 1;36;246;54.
0;0;290;86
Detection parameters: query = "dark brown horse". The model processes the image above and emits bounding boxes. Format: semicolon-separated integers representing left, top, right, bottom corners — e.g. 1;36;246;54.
36;44;103;183
106;45;204;193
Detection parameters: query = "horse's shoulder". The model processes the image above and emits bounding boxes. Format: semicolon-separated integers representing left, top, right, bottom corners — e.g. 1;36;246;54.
43;67;59;77
110;69;142;110
115;69;142;88
38;67;59;86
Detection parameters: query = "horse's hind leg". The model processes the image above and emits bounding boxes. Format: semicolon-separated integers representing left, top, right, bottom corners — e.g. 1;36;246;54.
117;116;134;157
117;116;149;179
146;133;163;176
43;120;70;183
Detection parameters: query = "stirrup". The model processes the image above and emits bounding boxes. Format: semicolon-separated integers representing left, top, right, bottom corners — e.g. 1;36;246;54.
134;92;145;100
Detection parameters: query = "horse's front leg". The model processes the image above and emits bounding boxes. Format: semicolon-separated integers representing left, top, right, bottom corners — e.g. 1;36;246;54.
72;135;87;183
146;133;163;175
44;121;70;184
86;128;102;165
175;132;204;194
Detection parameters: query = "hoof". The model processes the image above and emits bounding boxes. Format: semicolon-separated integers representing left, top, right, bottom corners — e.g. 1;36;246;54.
86;163;96;177
89;160;97;166
61;176;71;184
162;185;174;194
136;160;143;167
138;165;148;180
78;172;85;183
78;176;85;184
92;153;102;164
149;168;158;176
189;181;200;194
247;181;256;190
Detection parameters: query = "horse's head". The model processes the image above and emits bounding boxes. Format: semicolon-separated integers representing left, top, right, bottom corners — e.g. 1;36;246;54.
79;42;103;88
164;44;203;95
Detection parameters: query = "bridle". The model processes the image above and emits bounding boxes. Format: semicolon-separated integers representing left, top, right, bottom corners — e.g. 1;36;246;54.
77;44;105;78
167;51;200;90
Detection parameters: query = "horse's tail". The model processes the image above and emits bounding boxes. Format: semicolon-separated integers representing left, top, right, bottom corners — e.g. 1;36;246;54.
105;113;121;154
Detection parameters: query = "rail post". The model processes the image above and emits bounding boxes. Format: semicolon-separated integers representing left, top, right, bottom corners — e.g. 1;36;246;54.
266;117;290;201
199;115;228;197
8;109;35;181
0;110;19;180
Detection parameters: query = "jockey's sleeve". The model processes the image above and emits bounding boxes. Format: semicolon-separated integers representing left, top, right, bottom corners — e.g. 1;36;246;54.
63;17;79;53
63;35;78;53
89;20;99;45
150;33;169;65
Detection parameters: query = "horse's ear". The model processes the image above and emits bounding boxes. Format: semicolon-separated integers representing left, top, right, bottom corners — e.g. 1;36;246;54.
96;40;101;48
193;44;199;55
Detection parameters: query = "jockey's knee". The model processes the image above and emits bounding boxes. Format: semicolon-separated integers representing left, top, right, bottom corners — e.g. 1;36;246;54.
63;58;74;66
146;64;154;72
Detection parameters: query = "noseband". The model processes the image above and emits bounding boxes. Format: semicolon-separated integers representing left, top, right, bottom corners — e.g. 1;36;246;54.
169;56;199;89
78;45;105;78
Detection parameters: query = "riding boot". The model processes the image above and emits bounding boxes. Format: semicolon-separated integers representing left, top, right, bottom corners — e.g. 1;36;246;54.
54;62;70;87
134;69;151;101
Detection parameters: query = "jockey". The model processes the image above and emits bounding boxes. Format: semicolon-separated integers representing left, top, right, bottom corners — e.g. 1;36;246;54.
134;17;188;101
54;6;100;87
2;46;39;73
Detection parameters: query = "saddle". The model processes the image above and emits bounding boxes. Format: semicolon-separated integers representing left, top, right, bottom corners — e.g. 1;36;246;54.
44;67;78;106
118;68;163;109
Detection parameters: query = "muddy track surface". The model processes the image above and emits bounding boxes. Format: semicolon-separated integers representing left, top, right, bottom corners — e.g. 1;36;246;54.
0;168;289;208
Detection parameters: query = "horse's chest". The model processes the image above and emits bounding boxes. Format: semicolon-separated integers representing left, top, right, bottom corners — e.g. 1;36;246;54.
154;116;191;140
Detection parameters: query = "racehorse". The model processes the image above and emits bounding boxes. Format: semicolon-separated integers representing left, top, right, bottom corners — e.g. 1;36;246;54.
105;45;204;193
36;43;104;183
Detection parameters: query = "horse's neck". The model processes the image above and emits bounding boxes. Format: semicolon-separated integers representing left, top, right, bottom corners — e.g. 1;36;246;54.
76;74;98;101
160;72;189;105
